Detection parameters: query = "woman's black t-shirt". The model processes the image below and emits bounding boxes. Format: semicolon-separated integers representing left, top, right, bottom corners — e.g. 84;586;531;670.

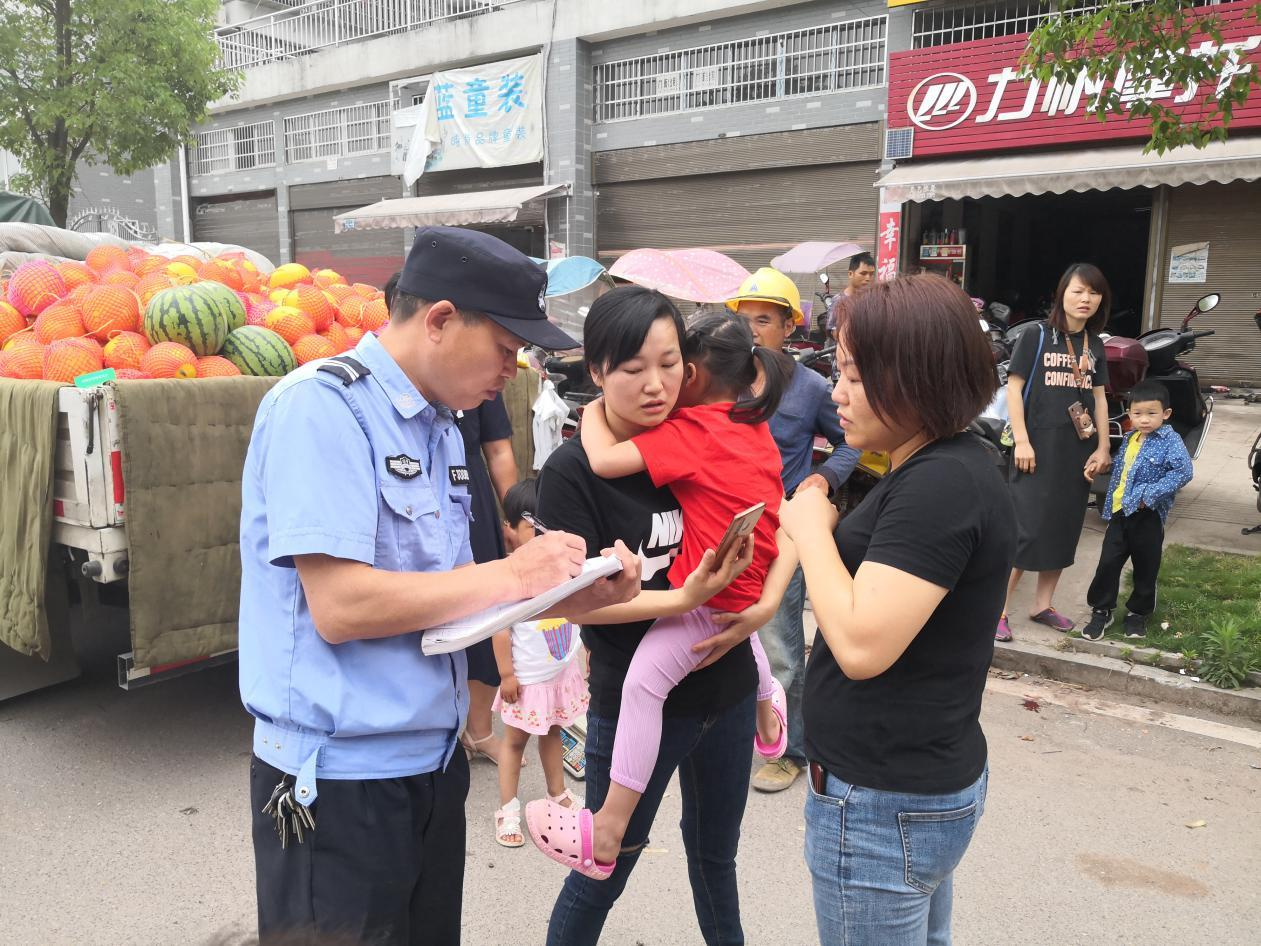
537;436;757;719
803;434;1016;794
1008;323;1108;430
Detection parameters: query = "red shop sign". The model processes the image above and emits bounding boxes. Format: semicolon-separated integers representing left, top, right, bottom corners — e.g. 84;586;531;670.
888;0;1261;158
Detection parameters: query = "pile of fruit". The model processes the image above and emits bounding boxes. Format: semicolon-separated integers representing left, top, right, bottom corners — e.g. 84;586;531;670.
0;246;389;382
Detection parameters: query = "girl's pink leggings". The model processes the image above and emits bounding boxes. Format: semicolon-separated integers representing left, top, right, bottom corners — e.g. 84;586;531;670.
610;605;774;793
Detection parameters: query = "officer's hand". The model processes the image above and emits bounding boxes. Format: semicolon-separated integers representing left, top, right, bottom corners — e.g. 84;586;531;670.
499;675;520;704
557;540;641;614
507;530;586;598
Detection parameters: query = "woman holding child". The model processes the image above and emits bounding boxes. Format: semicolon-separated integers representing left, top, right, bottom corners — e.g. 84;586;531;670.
533;285;769;946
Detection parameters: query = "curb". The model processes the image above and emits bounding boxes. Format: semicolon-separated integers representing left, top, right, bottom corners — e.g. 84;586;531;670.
991;639;1261;723
1062;636;1261;687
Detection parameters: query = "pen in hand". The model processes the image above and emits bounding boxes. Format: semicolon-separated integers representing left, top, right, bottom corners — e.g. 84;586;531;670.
521;512;552;535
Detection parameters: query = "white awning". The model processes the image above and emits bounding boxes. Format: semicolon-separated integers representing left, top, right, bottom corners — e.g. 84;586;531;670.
333;183;568;233
876;137;1261;203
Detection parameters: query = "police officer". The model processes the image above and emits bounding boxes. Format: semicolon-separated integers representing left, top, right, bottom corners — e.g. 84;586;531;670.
238;227;640;945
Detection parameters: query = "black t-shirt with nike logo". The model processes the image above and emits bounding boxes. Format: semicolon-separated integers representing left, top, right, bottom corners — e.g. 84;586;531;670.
537;436;757;719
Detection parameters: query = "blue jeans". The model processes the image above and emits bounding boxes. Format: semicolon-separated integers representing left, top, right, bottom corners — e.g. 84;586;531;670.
546;691;756;946
804;766;989;946
758;566;807;763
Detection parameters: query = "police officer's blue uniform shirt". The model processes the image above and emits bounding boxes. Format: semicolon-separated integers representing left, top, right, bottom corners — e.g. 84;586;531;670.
239;332;473;805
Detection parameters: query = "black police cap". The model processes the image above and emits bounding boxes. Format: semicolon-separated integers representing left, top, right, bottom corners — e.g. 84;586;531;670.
397;226;579;350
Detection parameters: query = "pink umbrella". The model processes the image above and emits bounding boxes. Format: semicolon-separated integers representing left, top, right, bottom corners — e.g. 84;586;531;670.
608;248;750;303
771;241;867;275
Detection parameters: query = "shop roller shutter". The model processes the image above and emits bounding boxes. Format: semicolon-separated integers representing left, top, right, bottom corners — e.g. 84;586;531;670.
1160;181;1261;387
192;191;281;267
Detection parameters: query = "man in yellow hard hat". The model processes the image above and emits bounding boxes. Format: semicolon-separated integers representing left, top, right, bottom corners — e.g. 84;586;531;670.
725;266;860;793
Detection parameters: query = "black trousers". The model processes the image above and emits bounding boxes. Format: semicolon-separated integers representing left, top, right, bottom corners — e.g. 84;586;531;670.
1087;508;1164;616
250;751;470;946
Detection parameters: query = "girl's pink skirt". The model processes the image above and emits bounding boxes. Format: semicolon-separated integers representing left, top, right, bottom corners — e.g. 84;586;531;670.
494;659;589;736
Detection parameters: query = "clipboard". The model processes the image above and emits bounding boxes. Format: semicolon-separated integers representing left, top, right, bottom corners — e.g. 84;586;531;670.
420;554;623;656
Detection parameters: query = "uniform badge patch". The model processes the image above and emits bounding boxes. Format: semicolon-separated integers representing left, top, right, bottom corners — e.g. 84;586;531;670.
448;465;471;486
386;455;422;479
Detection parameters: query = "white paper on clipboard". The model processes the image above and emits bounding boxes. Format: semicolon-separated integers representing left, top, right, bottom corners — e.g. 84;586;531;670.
420;554;623;656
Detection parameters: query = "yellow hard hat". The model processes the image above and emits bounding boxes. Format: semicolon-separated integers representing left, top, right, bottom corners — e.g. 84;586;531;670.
725;267;804;324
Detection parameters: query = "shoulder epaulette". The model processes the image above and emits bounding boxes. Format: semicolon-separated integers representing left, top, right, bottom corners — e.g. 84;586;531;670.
317;356;371;386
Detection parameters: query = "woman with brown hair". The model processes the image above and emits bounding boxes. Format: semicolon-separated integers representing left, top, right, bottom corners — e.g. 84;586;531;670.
779;273;1016;945
996;263;1114;641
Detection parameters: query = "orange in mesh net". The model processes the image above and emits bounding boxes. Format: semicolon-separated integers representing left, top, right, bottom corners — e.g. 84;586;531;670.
134;255;168;277
265;306;316;345
56;261;97;292
142;341;198;379
113;368;150;379
336;295;366;327
284;285;335;331
103;331;151;371
86;245;131;274
326;284;356;304
268;263;312;290
135;272;175;307
102;269;140;290
43;337;105;383
199;259;245;291
350;283;378;299
166;261;199;285
360;298;389;332
3;330;40;353
322;322;351;353
34;302;86;344
82;286;140;340
7;260;68;316
0;301;25;346
247;297;277;326
313;268;347;289
195;355;242;377
344;326;365;347
293;334;337;365
0;344;45;379
67;283;95;306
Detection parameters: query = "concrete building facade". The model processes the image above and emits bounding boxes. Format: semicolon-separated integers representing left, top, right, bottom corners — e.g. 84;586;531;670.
72;0;907;332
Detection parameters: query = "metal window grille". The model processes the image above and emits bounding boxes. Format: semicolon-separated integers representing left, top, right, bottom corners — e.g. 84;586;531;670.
194;121;277;175
593;15;888;123
911;1;1225;49
284;102;393;163
215;0;525;71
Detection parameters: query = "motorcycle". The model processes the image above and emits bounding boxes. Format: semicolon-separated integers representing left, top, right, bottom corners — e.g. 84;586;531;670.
1243;310;1261;537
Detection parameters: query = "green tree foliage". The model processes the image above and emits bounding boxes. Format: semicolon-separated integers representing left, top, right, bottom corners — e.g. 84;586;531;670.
1023;1;1261;153
0;0;239;226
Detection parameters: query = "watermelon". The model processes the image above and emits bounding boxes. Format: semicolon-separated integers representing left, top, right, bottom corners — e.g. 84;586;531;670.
192;281;247;332
144;284;230;356
220;326;297;377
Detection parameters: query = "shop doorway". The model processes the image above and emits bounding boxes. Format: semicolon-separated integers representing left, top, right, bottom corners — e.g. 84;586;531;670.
914;188;1152;337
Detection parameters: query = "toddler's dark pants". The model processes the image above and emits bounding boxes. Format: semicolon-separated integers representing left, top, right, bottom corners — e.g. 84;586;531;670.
1087;507;1164;616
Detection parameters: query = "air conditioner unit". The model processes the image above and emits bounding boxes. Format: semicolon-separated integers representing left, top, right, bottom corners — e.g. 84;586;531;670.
885;126;914;161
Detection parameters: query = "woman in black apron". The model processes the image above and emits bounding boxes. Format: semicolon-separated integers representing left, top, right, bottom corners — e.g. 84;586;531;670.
997;263;1114;641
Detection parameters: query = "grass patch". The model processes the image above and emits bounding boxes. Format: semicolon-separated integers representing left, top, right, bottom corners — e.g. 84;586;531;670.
1101;545;1261;656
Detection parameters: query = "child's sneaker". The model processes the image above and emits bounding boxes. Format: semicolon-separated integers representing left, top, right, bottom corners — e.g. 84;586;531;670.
1124;613;1147;639
1081;609;1111;642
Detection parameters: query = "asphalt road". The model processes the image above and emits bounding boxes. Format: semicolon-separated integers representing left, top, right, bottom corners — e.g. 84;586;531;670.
1;649;1258;946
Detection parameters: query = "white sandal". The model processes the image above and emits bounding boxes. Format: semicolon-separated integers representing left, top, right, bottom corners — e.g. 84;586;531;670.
495;797;525;848
548;788;584;809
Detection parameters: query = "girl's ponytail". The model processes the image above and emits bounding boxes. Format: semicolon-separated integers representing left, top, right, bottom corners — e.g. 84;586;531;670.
683;311;794;425
738;343;793;424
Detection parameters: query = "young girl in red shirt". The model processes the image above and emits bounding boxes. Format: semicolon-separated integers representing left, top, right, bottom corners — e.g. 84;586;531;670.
527;311;796;878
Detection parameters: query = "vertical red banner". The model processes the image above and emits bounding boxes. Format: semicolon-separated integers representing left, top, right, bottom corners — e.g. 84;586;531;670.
876;201;902;282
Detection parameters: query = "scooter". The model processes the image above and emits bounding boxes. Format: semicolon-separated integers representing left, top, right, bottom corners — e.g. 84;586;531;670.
1102;293;1219;457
